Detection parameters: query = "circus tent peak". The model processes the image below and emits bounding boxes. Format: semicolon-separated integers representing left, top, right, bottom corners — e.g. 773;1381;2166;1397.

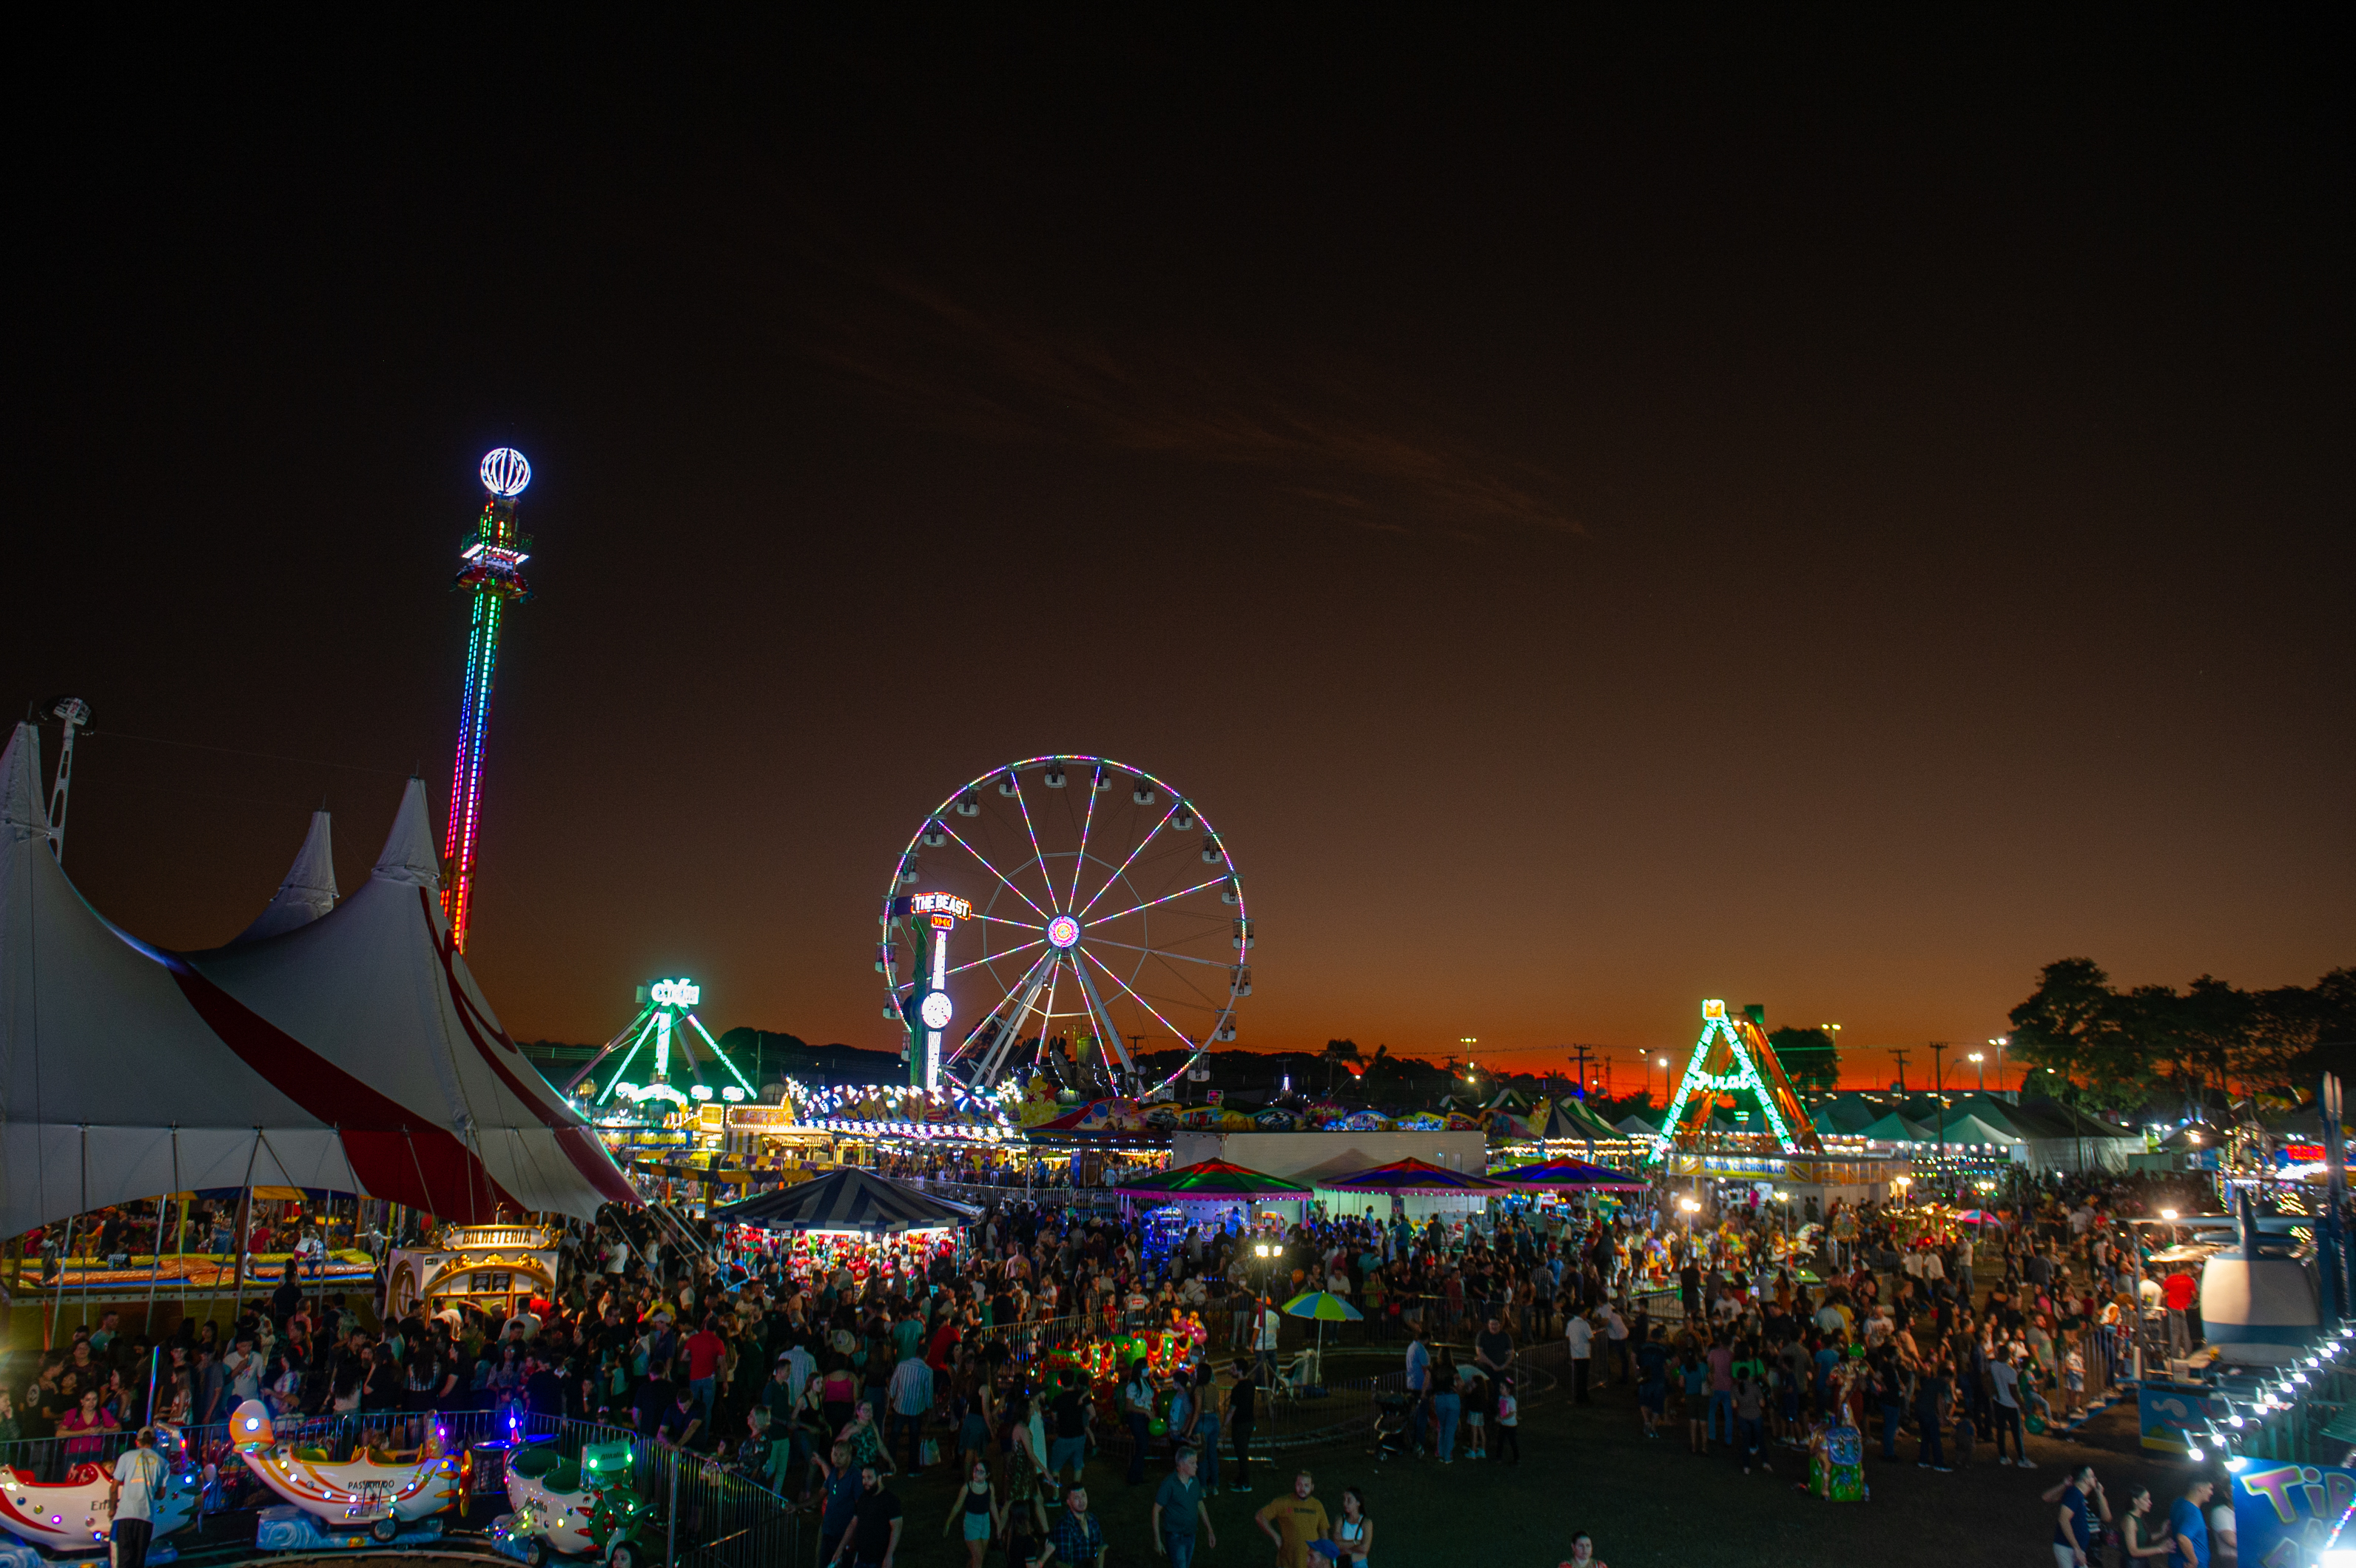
1;719;47;844
0;723;630;1234
0;723;351;1235
232;810;339;944
373;778;443;891
189;780;634;1218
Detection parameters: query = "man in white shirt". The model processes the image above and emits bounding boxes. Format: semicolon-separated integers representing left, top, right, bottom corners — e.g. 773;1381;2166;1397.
223;1335;263;1404
1257;1300;1283;1382
1600;1303;1629;1387
782;1338;816;1403
108;1427;169;1568
1566;1310;1593;1404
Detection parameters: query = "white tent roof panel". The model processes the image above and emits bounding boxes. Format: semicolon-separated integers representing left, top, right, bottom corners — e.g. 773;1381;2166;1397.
0;724;631;1234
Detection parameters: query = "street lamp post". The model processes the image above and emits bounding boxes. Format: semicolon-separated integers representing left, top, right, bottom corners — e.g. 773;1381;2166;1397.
1988;1037;2009;1093
1969;1051;1986;1093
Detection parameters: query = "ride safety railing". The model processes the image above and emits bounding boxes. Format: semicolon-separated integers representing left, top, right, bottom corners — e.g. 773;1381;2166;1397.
0;1407;798;1568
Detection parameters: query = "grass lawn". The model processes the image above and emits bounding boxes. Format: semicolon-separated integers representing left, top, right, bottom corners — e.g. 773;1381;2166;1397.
872;1373;2200;1568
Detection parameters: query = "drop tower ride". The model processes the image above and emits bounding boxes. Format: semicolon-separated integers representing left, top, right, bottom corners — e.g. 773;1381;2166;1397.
442;446;534;951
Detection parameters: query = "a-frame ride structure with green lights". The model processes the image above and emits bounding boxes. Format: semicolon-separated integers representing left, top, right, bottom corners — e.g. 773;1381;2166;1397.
1652;999;1822;1157
565;976;759;1110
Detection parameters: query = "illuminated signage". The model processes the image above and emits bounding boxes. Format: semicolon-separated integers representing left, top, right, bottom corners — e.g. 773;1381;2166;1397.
1703;999;1728;1020
725;1106;799;1131
910;892;972;920
650;978;700;1007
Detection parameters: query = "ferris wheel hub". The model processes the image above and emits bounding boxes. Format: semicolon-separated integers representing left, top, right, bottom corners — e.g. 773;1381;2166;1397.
1046;914;1082;950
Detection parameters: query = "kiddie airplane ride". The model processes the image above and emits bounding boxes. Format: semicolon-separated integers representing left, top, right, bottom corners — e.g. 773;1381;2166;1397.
0;1428;201;1566
494;1438;653;1567
229;1400;460;1548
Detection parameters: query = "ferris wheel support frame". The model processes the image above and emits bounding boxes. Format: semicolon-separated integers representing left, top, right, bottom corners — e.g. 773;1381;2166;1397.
882;754;1245;1100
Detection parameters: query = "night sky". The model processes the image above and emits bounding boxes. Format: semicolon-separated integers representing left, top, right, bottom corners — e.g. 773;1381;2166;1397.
10;15;2349;1089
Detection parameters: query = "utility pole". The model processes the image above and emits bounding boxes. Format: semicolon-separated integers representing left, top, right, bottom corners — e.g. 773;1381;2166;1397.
1568;1043;1595;1100
1928;1041;1951;1191
1888;1047;1911;1095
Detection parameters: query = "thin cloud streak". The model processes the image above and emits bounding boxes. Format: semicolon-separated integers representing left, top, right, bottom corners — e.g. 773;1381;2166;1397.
798;269;1584;537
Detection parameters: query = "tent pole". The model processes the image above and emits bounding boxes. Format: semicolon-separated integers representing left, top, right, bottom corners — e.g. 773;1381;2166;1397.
144;1128;180;1336
47;1210;76;1351
229;1128;263;1314
78;1125;90;1332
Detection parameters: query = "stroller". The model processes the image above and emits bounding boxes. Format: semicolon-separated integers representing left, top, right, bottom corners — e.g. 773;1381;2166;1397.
1371;1394;1413;1461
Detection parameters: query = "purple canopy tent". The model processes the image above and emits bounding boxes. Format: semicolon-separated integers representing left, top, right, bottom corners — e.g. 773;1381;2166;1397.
1487;1157;1649;1192
1318;1157;1506;1195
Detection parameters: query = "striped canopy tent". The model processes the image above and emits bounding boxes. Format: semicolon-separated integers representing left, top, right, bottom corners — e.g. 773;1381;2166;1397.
710;1168;977;1234
1114;1159;1309;1201
1861;1111;1933;1144
1318;1157;1506;1197
1539;1099;1623;1143
1487;1157;1649;1192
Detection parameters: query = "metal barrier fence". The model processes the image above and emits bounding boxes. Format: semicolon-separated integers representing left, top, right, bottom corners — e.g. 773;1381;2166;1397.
0;1407;798;1568
538;1416;799;1568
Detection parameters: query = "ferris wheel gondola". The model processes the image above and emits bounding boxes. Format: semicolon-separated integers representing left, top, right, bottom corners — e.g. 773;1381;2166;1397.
880;755;1248;1100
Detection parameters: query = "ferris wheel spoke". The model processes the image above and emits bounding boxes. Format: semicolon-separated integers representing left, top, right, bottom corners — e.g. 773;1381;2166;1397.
950;952;1048;1065
938;821;1053;923
1068;772;1102;910
1079;946;1199;1053
1080;935;1231;968
1143;952;1225;1011
1005;771;1059;912
971;910;1044;932
947;939;1042;979
1067;954;1136;1078
1075;798;1180;920
1037;958;1063;1039
1088;874;1228;928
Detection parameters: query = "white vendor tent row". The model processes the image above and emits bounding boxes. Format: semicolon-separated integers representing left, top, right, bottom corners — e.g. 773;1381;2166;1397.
0;721;634;1238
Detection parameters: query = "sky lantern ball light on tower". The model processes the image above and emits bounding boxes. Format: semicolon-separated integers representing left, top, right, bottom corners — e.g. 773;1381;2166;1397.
441;446;534;952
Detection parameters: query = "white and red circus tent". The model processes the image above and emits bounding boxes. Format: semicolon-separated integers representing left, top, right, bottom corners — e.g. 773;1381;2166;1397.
0;721;634;1236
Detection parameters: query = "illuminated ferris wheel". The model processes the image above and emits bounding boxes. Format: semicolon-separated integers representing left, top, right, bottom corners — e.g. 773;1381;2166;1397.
878;755;1251;1100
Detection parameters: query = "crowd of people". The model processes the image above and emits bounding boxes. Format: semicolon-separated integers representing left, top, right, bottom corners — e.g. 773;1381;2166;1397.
0;1162;2232;1567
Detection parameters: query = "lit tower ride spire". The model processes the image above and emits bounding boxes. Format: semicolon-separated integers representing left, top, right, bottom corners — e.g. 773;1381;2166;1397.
442;446;534;951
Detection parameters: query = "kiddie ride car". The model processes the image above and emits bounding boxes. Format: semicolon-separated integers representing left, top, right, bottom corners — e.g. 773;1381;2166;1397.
491;1440;656;1568
229;1399;460;1550
0;1427;201;1567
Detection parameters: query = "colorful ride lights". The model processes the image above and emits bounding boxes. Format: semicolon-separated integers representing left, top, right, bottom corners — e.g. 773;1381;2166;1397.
1046;915;1082;950
918;991;954;1030
479;448;532;497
